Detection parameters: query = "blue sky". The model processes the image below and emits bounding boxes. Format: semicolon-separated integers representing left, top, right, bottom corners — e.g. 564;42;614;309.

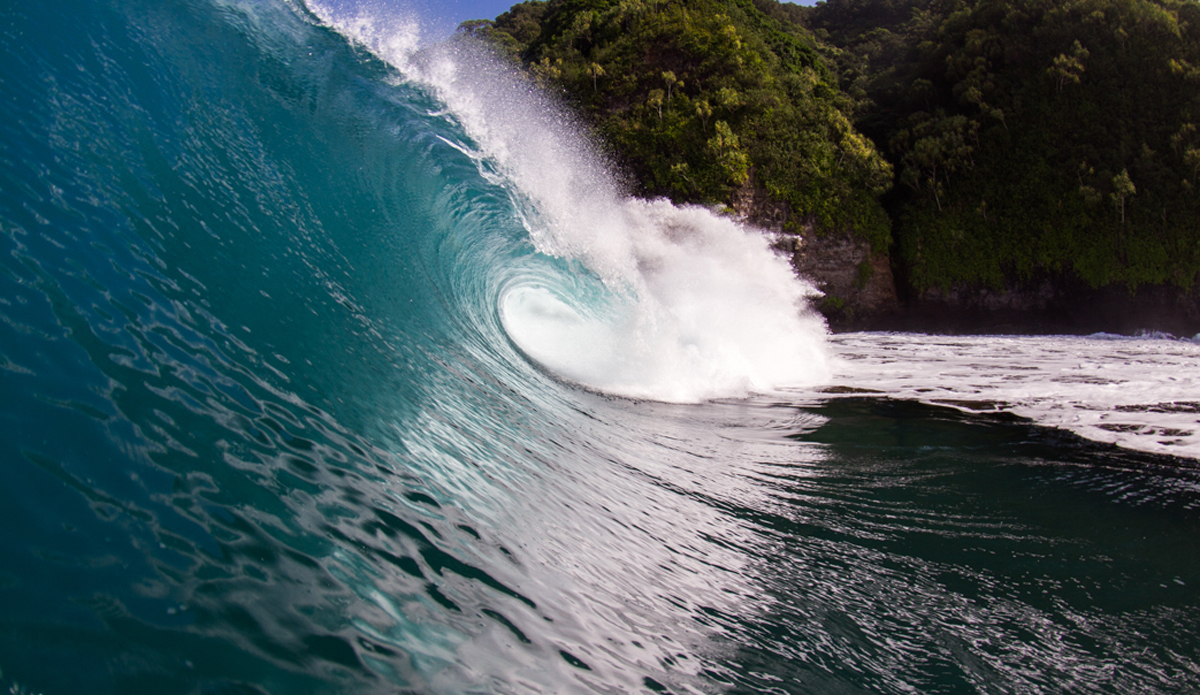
449;0;530;24
318;0;521;39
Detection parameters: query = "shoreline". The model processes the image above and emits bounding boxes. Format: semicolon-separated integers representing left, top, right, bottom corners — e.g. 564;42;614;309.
822;282;1200;337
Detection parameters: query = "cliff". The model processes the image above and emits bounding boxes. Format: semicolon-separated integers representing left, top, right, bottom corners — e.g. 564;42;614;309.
730;178;900;330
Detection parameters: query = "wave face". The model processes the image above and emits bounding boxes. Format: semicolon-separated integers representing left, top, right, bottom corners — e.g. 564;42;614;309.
1;1;1198;694
306;2;832;403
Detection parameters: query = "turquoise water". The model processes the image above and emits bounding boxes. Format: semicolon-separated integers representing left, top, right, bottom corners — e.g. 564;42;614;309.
1;0;1198;693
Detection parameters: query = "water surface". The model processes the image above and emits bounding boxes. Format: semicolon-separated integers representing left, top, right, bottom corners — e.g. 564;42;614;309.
1;0;1197;692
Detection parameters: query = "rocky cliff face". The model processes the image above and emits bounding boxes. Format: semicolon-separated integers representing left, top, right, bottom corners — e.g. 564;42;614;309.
732;181;900;330
732;182;1200;336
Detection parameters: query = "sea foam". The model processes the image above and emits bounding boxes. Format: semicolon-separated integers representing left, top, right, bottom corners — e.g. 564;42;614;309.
307;2;831;402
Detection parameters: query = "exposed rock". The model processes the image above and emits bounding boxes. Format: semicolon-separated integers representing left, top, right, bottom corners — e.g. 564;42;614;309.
731;178;900;329
729;179;1200;336
730;177;791;235
787;230;898;328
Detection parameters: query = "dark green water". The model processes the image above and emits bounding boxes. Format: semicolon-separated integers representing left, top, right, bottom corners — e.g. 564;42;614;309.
1;0;1198;692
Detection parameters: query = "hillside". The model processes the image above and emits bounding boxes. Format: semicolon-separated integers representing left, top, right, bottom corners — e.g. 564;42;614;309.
463;0;1200;333
811;0;1200;323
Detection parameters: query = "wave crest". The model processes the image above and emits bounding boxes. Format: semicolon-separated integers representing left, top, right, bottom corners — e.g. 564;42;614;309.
310;2;831;401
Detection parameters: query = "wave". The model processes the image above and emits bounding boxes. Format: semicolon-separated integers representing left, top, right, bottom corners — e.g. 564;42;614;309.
308;0;832;402
0;0;833;689
2;1;1197;694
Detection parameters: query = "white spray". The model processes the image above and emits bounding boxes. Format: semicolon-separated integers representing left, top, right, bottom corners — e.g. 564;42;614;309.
309;3;832;402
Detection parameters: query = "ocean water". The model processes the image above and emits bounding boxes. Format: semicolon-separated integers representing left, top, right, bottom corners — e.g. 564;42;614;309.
1;0;1198;693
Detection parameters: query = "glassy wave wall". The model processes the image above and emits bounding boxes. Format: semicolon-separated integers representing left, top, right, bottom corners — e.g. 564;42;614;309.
1;0;1198;693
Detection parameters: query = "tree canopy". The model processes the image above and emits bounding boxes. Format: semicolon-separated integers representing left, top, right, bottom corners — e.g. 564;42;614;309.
809;0;1200;293
461;0;895;248
464;0;1200;302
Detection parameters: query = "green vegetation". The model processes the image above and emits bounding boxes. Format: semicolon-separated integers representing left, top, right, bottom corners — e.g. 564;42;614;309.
460;0;894;248
464;0;1200;303
811;0;1200;294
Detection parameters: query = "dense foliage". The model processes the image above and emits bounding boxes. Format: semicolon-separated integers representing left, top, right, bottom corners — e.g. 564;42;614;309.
466;0;1200;300
461;0;894;247
809;0;1200;293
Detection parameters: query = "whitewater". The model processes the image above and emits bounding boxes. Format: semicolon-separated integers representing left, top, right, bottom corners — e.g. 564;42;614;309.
313;1;1200;458
0;0;1197;693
